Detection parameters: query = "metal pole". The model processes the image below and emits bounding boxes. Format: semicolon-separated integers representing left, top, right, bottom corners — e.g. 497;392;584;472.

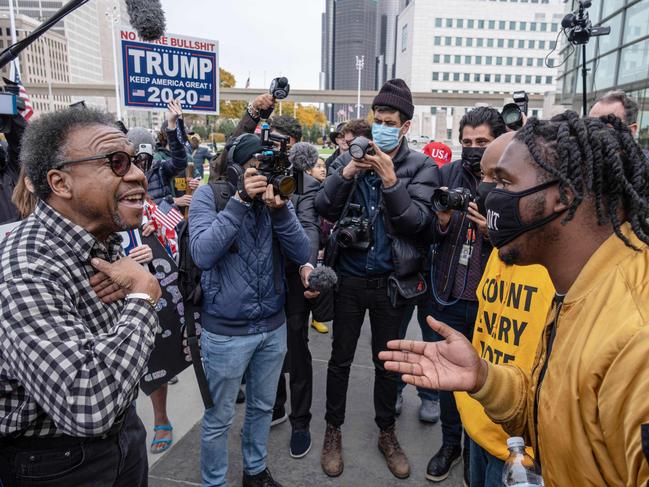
107;6;122;120
581;44;588;117
8;0;19;78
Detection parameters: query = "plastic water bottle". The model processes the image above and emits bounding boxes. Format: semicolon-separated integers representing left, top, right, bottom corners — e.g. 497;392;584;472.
502;437;544;486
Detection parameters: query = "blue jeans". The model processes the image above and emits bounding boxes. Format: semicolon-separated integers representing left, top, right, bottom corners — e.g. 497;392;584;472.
200;325;287;487
469;437;505;487
397;297;439;403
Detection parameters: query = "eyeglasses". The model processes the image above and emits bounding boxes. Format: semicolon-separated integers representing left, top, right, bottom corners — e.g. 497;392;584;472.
54;151;153;177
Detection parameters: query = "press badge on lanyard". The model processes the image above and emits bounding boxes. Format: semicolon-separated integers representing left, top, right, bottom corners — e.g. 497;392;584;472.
458;227;475;267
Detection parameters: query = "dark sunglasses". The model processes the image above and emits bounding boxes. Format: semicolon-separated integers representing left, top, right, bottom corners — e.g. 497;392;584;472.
54;151;153;177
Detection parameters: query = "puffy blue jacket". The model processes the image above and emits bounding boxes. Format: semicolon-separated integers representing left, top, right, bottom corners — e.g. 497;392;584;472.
189;185;310;336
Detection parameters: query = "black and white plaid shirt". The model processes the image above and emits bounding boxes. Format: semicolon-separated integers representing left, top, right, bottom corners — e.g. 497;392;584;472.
0;202;158;437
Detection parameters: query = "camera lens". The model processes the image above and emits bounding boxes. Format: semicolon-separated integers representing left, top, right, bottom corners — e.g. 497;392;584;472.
349;144;364;160
338;228;356;248
501;103;523;130
431;188;451;212
272;175;296;197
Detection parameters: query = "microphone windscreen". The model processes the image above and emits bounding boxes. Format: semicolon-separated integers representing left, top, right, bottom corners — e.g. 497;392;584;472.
308;266;338;293
289;142;320;172
126;0;166;41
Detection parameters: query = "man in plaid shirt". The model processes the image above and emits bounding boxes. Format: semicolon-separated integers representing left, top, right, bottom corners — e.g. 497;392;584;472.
0;108;161;486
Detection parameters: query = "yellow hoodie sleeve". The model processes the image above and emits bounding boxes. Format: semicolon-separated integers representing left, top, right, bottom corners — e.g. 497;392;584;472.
470;362;531;440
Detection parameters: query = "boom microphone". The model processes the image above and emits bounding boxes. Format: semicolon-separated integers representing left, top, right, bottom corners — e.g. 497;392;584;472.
308;266;338;293
126;0;167;41
289;142;320;172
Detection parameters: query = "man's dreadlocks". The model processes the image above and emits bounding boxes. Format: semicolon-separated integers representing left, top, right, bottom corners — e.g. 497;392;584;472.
515;110;649;249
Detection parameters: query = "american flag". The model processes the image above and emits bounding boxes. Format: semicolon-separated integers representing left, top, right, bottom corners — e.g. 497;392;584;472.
145;201;184;231
11;64;33;121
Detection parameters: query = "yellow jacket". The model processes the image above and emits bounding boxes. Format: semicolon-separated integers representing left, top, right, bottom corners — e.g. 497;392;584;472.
472;224;649;486
456;250;554;460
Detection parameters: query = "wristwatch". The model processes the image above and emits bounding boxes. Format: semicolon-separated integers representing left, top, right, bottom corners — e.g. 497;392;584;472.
125;293;157;308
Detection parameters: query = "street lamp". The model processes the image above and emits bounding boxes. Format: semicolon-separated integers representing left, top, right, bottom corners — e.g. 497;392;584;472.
106;4;122;121
355;55;364;119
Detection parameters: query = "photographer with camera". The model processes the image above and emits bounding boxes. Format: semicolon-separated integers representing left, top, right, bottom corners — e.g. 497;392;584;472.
425;106;507;483
189;131;309;487
315;79;437;480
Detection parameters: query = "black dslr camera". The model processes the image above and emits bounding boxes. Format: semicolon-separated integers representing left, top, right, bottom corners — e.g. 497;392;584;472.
432;187;474;212
337;203;372;250
501;91;529;131
254;123;298;197
348;136;375;160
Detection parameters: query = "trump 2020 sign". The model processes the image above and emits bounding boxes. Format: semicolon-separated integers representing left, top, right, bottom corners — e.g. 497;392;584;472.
120;30;219;115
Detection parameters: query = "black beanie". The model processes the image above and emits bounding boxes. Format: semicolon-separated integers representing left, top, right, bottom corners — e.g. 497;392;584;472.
372;78;414;120
226;133;263;165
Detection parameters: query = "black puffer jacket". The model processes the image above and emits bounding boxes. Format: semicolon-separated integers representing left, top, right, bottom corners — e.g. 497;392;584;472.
287;172;322;272
315;140;438;275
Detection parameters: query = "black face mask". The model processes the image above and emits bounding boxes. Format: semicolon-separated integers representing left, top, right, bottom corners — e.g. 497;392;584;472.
462;146;486;173
476;182;497;217
485;180;565;248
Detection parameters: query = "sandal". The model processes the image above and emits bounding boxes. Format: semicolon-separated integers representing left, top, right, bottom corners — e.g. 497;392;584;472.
150;424;173;454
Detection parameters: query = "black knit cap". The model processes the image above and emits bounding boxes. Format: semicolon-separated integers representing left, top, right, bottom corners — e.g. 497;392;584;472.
226;133;263;165
372;78;414;120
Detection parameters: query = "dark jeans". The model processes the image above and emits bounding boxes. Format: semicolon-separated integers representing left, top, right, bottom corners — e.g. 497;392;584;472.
468;437;505;487
325;276;407;431
0;405;147;487
429;299;478;446
398;297;440;403
274;311;313;430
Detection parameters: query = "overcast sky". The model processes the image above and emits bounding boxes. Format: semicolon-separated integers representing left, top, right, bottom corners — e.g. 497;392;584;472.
160;0;323;90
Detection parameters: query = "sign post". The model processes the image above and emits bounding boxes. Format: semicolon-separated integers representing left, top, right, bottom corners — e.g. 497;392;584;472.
119;30;219;115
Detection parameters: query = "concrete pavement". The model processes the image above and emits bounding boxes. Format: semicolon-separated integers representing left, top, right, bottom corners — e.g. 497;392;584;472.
139;312;465;487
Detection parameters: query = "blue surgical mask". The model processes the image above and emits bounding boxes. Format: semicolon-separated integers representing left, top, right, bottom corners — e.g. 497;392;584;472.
372;123;401;152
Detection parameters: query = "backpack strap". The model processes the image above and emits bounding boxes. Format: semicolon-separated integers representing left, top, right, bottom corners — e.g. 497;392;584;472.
208;179;233;212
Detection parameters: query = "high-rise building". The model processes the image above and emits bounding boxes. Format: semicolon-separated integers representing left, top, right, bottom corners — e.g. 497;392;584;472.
556;0;649;151
395;0;566;143
321;0;401;121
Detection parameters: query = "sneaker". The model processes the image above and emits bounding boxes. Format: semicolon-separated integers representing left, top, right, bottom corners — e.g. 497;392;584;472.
378;425;410;479
289;429;312;458
271;407;287;427
321;423;343;477
419;399;440;424
426;444;462;482
395;392;403;416
242;468;283;487
311;320;329;333
236;386;246;404
168;375;179;385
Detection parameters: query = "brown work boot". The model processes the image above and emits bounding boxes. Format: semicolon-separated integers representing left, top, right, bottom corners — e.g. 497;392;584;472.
321;423;343;477
378;425;410;479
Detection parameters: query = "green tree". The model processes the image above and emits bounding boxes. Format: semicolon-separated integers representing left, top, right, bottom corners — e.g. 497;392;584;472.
219;67;246;119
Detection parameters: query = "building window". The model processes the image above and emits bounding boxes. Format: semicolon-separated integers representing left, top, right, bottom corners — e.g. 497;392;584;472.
516;57;523;66
508;39;515;48
465;55;472;64
528;40;535;49
495;74;502;82
487;38;494;47
468;19;475;28
505;74;512;83
457;19;464;28
537;58;544;67
434;36;442;46
453;55;461;64
530;22;537;31
455;37;463;46
432;72;439;81
466;37;474;47
509;21;516;30
535;75;542;84
525;75;532;83
453;72;460;81
435;18;442;28
445;36;452;46
518;39;525;49
477;38;484;47
540;22;548;32
515;75;522;83
475;56;482;65
506;57;513;65
488;20;496;29
446;18;453;28
474;73;481;82
401;24;408;52
444;54;451;63
527;58;534;66
545;76;553;84
478;19;485;29
519;21;527;30
433;54;441;63
496;56;503;65
431;107;437;115
443;72;450;81
551;22;558;32
498;39;505;48
464;73;471;81
498;20;505;30
486;56;493;65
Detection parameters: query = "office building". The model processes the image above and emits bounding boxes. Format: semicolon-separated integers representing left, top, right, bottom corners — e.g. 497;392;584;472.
395;0;566;143
556;0;649;150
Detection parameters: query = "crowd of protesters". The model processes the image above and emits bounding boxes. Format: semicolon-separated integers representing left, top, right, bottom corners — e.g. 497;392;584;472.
0;74;647;487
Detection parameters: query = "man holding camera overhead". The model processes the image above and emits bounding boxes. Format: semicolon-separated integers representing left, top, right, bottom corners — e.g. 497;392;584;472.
315;79;437;480
425;107;507;483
